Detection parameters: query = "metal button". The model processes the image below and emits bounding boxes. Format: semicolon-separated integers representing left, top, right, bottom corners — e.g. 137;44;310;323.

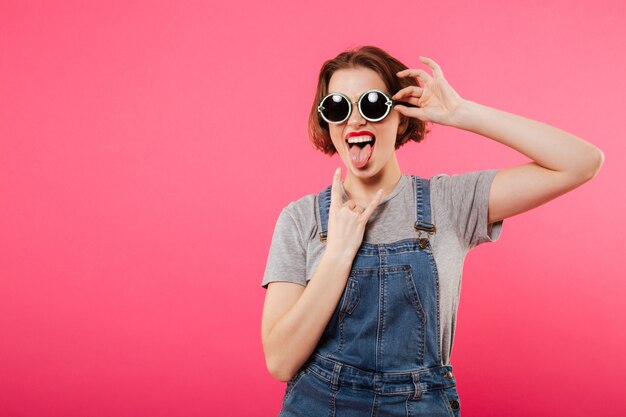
450;400;460;410
419;238;429;249
443;371;453;379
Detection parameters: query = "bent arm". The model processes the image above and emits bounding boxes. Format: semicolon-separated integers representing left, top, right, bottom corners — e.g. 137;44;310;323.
451;101;604;223
261;252;352;382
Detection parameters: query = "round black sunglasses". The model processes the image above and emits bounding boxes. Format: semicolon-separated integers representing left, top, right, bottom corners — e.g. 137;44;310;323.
318;89;417;124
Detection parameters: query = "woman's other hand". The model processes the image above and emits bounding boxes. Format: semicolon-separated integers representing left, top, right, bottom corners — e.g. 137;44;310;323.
393;56;465;126
325;168;384;262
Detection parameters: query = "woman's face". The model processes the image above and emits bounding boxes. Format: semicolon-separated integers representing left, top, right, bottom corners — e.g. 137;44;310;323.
327;66;401;181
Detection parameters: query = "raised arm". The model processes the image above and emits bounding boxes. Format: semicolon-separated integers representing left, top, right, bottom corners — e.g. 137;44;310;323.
452;101;603;223
393;57;604;224
261;169;383;381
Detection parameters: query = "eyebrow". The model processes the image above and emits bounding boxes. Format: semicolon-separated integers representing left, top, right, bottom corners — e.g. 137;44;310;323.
328;89;392;102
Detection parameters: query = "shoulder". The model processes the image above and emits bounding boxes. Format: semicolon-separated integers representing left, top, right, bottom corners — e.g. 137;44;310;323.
427;169;502;249
427;169;499;225
282;193;317;221
276;192;319;242
429;169;499;197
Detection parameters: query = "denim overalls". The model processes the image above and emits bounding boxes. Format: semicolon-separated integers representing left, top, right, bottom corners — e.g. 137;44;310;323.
279;176;461;417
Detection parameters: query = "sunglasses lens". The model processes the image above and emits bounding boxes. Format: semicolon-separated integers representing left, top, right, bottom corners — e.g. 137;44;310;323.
360;91;389;121
320;94;349;123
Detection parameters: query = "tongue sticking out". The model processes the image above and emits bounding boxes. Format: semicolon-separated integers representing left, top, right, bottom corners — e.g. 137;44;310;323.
349;143;373;169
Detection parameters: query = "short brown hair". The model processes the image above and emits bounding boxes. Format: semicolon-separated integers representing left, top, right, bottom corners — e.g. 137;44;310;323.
308;45;429;155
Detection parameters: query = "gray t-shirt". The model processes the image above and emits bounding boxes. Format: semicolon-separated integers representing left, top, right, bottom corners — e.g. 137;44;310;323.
262;169;504;365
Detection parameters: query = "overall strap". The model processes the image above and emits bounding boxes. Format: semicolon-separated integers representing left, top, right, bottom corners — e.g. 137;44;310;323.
317;185;332;242
413;176;436;245
320;177;436;242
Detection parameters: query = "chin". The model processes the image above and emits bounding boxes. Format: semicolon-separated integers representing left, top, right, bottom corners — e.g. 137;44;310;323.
348;161;382;179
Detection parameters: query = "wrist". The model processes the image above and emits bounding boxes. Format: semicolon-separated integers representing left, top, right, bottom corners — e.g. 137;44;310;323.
449;99;482;130
321;249;354;270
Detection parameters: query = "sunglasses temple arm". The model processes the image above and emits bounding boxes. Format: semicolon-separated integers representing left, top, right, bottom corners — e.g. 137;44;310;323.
392;100;419;108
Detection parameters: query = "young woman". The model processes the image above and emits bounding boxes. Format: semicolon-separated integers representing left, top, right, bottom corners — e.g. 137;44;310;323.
261;46;603;416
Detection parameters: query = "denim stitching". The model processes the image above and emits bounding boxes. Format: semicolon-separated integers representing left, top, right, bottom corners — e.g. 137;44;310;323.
405;268;426;365
423;240;443;363
337;308;345;354
284;369;309;401
377;260;386;372
339;277;360;315
406;394;412;417
308;366;330;383
375;247;384;372
279;368;311;415
439;387;458;417
370;393;379;417
328;386;338;417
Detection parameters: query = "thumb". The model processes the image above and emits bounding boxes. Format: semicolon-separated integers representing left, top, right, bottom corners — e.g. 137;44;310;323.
395;104;427;121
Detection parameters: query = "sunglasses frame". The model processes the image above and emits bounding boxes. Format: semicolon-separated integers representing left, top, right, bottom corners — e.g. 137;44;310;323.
318;89;411;124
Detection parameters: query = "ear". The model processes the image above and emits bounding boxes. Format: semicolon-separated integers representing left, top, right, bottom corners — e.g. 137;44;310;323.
397;115;409;137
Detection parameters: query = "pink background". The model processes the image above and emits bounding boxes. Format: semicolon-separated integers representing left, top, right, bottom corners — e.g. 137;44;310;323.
1;1;625;416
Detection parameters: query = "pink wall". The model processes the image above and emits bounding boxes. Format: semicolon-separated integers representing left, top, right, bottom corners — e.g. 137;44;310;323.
1;1;625;416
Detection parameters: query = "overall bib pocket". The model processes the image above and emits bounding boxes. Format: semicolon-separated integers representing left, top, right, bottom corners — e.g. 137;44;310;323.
338;277;360;317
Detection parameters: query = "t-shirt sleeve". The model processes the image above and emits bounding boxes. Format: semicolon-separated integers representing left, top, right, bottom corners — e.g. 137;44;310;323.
261;205;308;288
435;169;503;250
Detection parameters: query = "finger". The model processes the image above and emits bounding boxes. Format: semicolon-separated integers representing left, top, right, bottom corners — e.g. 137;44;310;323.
330;167;343;208
419;56;445;78
394;105;428;121
393;96;420;107
345;199;356;210
393;86;423;100
396;68;433;83
361;189;384;220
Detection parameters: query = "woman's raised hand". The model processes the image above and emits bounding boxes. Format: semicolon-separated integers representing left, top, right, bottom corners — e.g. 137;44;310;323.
393;56;466;127
325;168;384;262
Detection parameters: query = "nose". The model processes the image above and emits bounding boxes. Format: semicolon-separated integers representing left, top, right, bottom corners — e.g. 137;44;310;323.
347;101;366;127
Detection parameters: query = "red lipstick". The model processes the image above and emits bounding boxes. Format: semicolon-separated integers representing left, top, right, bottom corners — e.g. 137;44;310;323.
345;131;375;140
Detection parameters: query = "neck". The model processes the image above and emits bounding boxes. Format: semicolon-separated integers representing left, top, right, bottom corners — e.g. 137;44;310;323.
343;157;402;206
